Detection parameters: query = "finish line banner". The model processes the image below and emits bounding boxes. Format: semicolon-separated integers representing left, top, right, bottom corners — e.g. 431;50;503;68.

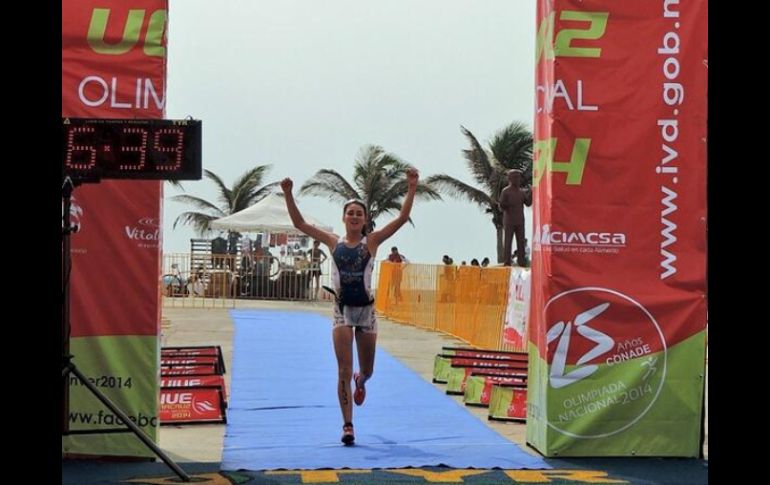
527;0;707;457
62;0;167;459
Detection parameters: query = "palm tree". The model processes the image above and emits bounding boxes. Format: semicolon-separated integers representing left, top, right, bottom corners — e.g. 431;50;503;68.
424;122;533;263
299;145;441;232
171;165;277;235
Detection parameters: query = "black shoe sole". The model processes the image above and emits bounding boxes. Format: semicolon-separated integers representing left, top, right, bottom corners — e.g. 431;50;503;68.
341;435;355;446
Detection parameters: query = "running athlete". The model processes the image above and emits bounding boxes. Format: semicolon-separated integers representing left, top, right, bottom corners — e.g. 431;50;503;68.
280;168;419;445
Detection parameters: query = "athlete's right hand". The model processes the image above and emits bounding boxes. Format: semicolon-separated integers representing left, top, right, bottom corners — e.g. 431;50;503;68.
280;178;293;194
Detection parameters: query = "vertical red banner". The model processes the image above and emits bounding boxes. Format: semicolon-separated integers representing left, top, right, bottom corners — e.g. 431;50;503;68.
62;0;167;458
527;0;707;456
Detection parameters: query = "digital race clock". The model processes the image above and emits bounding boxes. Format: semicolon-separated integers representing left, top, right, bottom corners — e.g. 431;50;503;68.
62;118;202;181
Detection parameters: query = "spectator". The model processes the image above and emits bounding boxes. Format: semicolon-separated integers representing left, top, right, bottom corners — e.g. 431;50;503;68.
309;239;328;300
387;246;408;263
387;247;407;303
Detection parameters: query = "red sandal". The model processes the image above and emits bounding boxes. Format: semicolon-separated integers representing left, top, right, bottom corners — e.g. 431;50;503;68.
353;372;366;406
341;422;355;446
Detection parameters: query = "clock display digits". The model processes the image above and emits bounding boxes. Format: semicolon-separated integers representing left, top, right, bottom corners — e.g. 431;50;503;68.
153;128;184;171
65;126;97;170
119;127;148;171
61;118;201;181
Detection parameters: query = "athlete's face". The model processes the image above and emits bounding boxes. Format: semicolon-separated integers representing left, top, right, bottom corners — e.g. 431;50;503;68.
343;202;366;232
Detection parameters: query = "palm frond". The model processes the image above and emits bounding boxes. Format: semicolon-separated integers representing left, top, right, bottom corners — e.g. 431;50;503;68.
172;211;217;235
231;165;272;209
233;165;271;190
203;170;234;210
460;126;495;188
489;122;534;185
424;174;493;208
243;182;279;207
171;166;276;233
377;179;442;208
166;180;185;191
301;145;443;230
170;194;224;215
299;169;360;203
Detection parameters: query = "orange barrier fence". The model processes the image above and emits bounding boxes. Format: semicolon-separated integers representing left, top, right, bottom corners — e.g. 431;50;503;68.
376;262;525;352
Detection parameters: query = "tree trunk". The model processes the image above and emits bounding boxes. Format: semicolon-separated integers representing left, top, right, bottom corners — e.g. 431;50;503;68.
496;225;504;263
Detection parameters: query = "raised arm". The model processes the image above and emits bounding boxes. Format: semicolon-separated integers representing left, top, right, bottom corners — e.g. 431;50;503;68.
280;178;337;249
367;168;419;251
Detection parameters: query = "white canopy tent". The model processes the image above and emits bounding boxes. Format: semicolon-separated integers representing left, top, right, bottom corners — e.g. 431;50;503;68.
210;193;333;235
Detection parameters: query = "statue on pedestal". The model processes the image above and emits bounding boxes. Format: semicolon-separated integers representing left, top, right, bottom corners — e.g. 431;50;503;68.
499;169;532;266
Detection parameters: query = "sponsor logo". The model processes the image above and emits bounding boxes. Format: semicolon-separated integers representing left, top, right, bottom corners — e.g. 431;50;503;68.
125;216;160;248
544;287;667;438
193;399;217;414
138;217;160;227
533;224;626;254
547;302;613;389
87;8;166;57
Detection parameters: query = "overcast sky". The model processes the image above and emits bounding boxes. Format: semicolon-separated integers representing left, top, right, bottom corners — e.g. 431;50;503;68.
164;0;536;264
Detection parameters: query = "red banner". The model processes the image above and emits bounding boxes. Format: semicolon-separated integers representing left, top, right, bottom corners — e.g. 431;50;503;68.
62;0;167;458
528;0;707;456
161;356;223;374
160;375;227;391
160;387;227;424
161;375;228;402
444;348;527;361
161;364;219;376
162;346;222;357
64;0;166;337
530;0;707;355
505;388;527;420
481;377;526;406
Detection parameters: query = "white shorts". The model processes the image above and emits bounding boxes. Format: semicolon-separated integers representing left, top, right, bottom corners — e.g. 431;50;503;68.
332;304;378;334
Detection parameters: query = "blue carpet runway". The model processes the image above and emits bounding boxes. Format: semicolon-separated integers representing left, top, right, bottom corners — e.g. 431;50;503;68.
222;310;549;471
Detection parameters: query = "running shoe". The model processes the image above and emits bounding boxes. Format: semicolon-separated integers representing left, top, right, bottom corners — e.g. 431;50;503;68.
353;372;366;406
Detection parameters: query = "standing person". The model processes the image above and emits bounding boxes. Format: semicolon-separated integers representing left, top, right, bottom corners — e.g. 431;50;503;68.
387;246;407;263
308;239;328;299
499;169;532;266
241;234;254;272
439;255;456;302
211;235;227;269
281;168;420;446
386;246;408;303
